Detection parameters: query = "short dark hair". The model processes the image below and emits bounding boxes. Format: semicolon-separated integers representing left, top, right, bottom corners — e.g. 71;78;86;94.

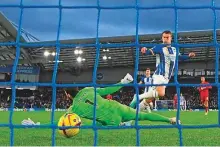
146;68;150;71
162;30;172;35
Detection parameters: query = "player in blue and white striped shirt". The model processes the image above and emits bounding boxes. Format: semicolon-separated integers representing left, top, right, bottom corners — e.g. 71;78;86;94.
139;68;153;93
130;68;154;112
139;68;154;112
132;30;196;105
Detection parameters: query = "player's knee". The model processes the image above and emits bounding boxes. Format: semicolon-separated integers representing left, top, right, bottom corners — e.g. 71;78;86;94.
158;91;165;97
145;98;153;103
156;87;165;97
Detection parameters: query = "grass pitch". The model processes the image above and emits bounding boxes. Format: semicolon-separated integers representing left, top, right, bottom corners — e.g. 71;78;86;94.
0;111;219;146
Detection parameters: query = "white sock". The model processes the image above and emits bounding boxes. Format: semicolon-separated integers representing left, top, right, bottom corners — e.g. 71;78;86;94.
146;105;151;113
149;102;154;109
139;89;159;100
139;100;151;113
139;100;146;111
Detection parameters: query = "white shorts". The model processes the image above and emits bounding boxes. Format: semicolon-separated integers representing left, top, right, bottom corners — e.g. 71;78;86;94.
180;101;185;106
152;75;169;88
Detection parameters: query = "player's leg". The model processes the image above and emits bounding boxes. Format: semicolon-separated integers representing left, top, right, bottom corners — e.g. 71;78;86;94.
139;99;150;112
200;96;206;114
180;102;183;111
204;97;209;115
146;98;154;110
131;75;168;105
129;96;137;109
130;90;157;109
126;99;152;126
200;96;204;107
129;95;151;109
119;104;178;124
139;98;153;113
173;101;177;110
140;75;167;98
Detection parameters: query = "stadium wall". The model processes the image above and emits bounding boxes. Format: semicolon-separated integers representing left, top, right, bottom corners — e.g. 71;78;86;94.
39;61;216;83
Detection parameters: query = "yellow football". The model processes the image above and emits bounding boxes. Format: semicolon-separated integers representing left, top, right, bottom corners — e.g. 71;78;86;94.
58;113;81;138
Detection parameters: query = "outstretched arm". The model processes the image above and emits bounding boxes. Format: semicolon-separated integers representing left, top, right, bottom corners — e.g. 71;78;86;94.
179;52;196;61
207;85;212;89
96;73;133;96
96;84;123;96
179;54;190;61
201;83;212;90
141;45;162;55
205;82;212;90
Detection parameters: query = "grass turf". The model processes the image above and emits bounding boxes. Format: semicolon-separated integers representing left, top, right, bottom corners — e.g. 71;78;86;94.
0;111;219;146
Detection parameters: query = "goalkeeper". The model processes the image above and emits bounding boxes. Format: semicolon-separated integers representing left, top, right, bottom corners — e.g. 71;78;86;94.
64;73;179;126
22;74;179;126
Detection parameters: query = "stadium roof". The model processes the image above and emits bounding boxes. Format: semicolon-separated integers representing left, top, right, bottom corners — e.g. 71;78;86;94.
0;12;42;68
0;11;220;71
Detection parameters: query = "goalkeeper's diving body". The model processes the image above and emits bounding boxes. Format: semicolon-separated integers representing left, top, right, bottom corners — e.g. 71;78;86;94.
21;74;180;126
63;73;179;126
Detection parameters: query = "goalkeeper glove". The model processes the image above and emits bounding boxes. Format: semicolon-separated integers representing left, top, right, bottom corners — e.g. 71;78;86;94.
121;73;133;84
21;118;40;126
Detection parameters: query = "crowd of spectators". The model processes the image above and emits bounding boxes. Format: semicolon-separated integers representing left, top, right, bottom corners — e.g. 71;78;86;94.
0;86;218;110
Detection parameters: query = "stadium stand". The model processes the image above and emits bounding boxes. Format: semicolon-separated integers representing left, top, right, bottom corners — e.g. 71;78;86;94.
0;10;219;110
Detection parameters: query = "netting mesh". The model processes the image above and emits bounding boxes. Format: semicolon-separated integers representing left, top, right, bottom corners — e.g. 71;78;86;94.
0;0;219;146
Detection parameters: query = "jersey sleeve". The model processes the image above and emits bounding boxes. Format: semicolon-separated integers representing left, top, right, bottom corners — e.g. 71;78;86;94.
145;45;161;55
140;76;144;83
178;53;190;61
96;83;123;96
204;82;212;90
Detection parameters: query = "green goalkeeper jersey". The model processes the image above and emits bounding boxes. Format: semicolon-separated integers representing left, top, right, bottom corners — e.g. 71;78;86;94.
68;85;123;125
67;84;171;126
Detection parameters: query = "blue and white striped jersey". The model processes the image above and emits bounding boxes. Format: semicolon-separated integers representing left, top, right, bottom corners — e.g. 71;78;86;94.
180;96;185;103
141;76;153;93
145;45;189;80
